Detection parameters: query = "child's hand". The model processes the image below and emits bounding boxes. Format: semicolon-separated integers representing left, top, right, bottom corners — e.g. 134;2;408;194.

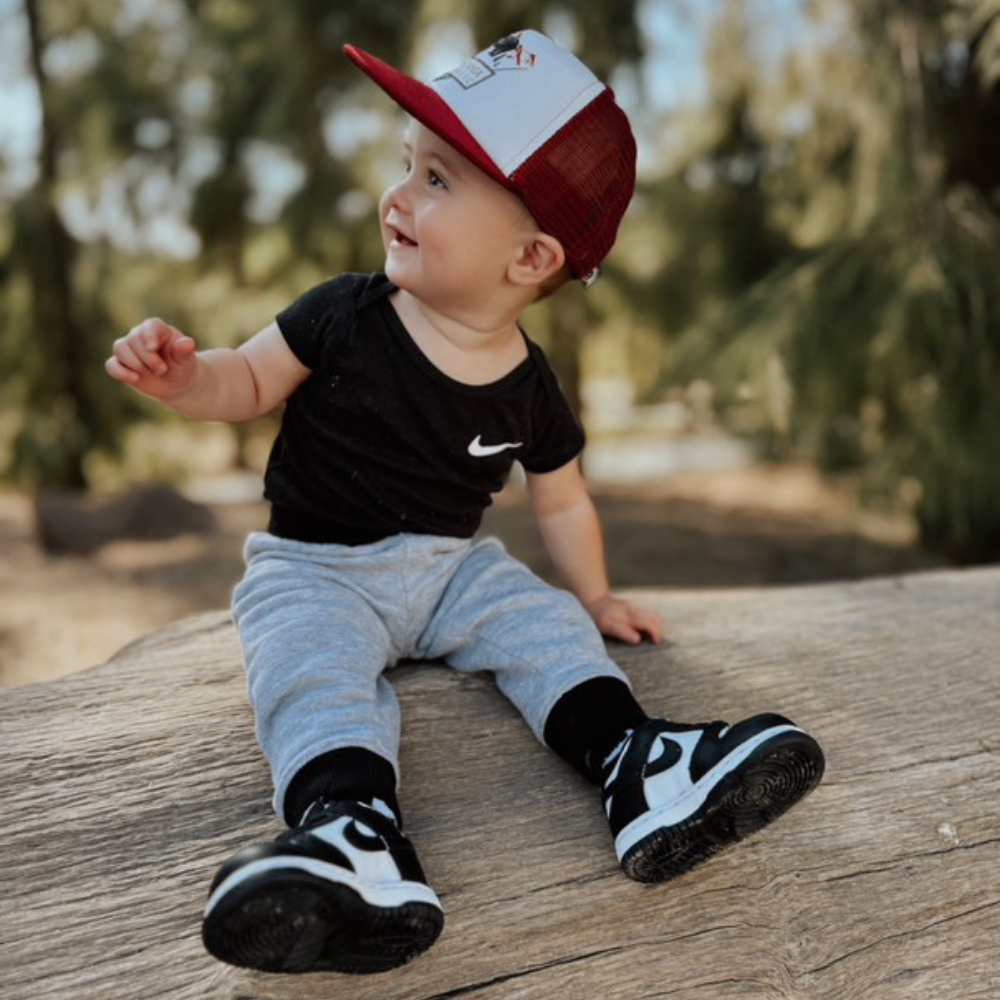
106;318;198;401
585;595;664;645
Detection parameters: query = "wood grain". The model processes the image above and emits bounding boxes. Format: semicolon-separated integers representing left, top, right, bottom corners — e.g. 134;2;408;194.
2;569;999;999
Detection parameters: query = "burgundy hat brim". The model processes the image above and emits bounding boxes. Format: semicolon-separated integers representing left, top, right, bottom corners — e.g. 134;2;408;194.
344;45;514;192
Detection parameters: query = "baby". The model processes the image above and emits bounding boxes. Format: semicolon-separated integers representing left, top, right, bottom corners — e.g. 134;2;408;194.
106;30;824;977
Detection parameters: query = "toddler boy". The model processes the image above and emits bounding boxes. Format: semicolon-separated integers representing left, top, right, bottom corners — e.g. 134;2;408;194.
106;30;824;977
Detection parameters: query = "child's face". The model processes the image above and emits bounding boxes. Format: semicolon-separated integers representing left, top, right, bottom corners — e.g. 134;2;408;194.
378;120;536;309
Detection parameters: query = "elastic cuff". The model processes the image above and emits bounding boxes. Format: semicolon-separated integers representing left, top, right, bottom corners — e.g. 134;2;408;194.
283;747;401;827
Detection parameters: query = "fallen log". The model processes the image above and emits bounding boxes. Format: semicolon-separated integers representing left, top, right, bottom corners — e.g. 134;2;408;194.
2;568;999;1000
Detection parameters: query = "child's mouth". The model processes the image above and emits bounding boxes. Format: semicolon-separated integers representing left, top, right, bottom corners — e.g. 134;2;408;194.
392;228;417;248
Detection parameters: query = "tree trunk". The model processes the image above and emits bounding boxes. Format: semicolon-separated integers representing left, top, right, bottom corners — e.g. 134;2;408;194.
3;568;999;998
23;0;88;490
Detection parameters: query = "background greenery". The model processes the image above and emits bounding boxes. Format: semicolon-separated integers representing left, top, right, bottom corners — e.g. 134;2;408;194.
1;0;998;561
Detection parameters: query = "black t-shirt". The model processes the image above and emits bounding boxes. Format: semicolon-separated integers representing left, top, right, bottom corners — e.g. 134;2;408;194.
264;272;585;544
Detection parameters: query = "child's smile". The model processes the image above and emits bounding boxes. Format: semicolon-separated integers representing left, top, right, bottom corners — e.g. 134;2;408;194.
388;224;418;248
378;121;534;311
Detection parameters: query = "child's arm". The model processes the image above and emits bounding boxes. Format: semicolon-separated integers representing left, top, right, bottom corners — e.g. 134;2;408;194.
526;460;664;644
105;318;310;422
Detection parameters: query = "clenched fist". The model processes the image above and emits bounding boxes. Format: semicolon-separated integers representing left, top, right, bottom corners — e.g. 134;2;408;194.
106;318;198;401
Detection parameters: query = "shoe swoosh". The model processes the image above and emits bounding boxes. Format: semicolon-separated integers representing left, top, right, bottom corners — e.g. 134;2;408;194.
643;735;682;778
468;435;522;457
344;819;388;852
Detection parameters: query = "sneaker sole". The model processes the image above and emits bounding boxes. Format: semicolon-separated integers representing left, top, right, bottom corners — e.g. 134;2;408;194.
619;729;825;883
202;867;444;975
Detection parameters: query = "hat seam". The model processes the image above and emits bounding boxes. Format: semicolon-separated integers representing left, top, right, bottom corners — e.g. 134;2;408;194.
494;81;607;176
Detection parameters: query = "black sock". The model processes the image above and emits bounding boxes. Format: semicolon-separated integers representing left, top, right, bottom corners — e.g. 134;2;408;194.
543;677;650;784
283;747;402;828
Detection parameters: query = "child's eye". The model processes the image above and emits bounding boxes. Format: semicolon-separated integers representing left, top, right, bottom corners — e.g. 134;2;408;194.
428;170;447;190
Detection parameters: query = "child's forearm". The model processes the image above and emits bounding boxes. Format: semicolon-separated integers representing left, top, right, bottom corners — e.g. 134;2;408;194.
534;496;611;607
168;348;262;422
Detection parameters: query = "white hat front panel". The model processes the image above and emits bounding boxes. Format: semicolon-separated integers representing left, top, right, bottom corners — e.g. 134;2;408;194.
430;30;605;177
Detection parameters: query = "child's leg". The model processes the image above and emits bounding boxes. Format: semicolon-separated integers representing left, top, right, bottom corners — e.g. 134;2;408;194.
202;532;444;975
231;532;404;822
415;536;646;771
419;537;825;883
542;674;650;781
281;746;399;827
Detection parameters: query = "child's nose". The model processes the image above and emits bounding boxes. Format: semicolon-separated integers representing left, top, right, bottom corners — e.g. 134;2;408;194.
383;174;414;213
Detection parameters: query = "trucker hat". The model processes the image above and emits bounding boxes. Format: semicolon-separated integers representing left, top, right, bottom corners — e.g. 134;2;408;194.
344;29;637;287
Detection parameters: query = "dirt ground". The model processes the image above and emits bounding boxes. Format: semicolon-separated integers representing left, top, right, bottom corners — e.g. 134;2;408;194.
0;463;942;688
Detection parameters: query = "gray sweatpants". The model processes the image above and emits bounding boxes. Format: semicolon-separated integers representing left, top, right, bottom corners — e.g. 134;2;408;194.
231;531;630;819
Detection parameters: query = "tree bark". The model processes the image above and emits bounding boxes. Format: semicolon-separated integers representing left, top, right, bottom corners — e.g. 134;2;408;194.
3;568;999;998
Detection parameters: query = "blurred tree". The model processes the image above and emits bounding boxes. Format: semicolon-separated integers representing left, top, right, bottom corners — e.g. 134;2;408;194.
186;0;420;275
6;0;102;489
7;0;996;566
614;0;795;363
651;0;1000;561
178;0;422;465
2;0;197;490
0;0;423;488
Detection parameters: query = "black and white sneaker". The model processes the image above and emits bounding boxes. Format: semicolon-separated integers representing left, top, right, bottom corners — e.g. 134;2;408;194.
600;714;825;883
201;798;444;975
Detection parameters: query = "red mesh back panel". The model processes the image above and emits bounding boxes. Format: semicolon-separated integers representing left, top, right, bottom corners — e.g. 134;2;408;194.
513;90;636;278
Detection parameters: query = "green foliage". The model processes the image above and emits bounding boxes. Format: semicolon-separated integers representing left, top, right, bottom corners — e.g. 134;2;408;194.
639;0;1000;561
1;0;425;490
2;0;998;562
668;189;1000;559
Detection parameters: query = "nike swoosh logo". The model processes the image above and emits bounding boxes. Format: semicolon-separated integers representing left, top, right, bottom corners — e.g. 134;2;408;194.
468;435;522;457
644;735;681;778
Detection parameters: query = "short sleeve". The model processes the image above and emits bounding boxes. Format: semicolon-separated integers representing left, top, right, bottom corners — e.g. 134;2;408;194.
519;356;586;474
275;273;368;370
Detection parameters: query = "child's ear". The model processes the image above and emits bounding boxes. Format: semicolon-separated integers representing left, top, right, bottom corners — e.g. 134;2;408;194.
508;233;566;288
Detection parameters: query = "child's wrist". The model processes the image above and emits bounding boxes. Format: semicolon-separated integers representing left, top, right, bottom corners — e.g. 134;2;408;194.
581;591;612;612
163;360;203;411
